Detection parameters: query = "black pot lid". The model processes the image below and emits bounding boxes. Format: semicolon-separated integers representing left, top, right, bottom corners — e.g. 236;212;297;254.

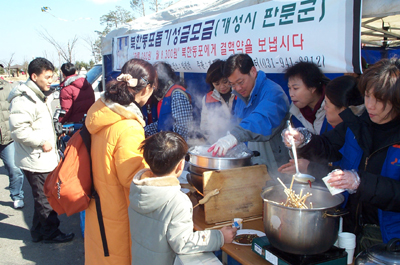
365;238;400;264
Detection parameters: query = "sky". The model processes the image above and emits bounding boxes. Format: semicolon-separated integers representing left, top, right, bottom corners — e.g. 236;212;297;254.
0;0;135;67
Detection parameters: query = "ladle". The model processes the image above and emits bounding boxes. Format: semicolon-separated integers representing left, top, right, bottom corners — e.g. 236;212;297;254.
287;121;315;183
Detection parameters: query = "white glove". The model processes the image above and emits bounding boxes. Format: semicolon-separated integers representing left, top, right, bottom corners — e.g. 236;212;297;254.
208;134;238;157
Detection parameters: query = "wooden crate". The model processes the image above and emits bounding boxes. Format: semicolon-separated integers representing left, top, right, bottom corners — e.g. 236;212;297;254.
202;165;270;224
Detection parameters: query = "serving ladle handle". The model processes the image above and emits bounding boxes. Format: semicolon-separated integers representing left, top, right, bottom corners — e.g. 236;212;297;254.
286;120;316;184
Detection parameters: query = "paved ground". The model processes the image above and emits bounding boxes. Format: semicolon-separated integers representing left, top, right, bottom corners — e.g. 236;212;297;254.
0;154;85;265
0;84;85;265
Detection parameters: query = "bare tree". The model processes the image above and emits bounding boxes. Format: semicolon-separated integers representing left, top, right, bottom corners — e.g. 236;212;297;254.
4;53;15;77
22;57;29;76
82;34;102;63
37;28;78;62
130;0;146;17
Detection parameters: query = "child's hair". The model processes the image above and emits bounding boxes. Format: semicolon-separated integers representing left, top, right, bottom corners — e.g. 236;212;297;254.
140;132;188;175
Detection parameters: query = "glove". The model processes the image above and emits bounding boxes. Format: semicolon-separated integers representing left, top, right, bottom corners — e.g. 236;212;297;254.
281;127;312;149
208;134;238;157
327;169;360;194
345;170;361;194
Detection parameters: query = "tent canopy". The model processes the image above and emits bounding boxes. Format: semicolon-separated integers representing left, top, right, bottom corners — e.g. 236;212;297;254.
362;0;400;47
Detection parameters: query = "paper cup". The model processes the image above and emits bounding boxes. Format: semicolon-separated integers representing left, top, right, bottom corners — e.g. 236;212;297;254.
345;247;355;264
232;218;243;229
338;232;356;249
322;175;345;195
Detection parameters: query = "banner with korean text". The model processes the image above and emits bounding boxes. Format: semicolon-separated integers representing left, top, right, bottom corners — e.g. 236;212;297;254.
113;0;362;74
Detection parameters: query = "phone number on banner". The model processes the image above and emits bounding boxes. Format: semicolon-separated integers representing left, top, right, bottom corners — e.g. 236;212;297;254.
254;55;325;69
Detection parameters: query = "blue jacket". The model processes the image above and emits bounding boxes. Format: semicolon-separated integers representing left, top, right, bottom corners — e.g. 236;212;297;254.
337;128;400;243
300;108;400;243
291;114;332;135
230;71;290;181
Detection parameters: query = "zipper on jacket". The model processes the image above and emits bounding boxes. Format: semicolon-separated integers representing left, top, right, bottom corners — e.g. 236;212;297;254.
357;140;400;234
364;141;400;170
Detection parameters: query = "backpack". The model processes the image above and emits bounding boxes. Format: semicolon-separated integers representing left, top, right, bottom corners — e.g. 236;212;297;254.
44;124;109;256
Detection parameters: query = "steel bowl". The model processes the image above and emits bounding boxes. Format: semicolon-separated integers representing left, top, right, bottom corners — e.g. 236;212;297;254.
187;145;252;170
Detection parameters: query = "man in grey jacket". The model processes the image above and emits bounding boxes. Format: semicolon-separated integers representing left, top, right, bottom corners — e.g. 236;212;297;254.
8;58;74;243
0;64;24;209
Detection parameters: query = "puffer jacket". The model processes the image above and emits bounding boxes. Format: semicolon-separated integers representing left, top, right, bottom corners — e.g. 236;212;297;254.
7;79;59;172
84;93;148;265
60;74;95;124
230;71;290;182
129;169;223;265
0;79;13;145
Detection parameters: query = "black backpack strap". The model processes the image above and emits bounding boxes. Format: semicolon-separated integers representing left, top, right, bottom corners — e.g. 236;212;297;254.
80;125;110;257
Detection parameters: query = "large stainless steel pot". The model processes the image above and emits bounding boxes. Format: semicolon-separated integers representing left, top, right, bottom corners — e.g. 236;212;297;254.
261;184;346;255
187;145;253;170
186;145;257;194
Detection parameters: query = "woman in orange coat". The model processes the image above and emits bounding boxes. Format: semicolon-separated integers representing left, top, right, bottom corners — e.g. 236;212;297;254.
84;59;158;265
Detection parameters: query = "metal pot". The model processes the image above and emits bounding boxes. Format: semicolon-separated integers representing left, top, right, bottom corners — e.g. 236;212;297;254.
355;238;400;264
186;146;258;194
187;145;253;170
261;184;347;255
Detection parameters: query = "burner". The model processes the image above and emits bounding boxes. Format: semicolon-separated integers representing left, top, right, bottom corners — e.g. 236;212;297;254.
252;237;348;265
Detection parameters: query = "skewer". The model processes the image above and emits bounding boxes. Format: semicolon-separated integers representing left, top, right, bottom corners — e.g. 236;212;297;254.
277;177;313;209
289;175;295;190
277;178;287;189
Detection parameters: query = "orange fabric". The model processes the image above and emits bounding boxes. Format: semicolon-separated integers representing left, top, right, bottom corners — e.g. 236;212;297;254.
44;130;91;216
205;91;219;103
84;99;148;265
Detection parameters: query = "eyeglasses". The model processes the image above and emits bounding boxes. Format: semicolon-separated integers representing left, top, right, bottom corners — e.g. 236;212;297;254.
229;79;245;89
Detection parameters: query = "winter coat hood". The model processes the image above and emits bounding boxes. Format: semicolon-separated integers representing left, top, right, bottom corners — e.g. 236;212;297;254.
130;169;181;214
7;78;47;104
86;92;145;135
62;74;87;88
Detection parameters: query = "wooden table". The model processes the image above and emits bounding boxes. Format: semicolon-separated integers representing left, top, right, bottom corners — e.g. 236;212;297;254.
189;192;270;265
